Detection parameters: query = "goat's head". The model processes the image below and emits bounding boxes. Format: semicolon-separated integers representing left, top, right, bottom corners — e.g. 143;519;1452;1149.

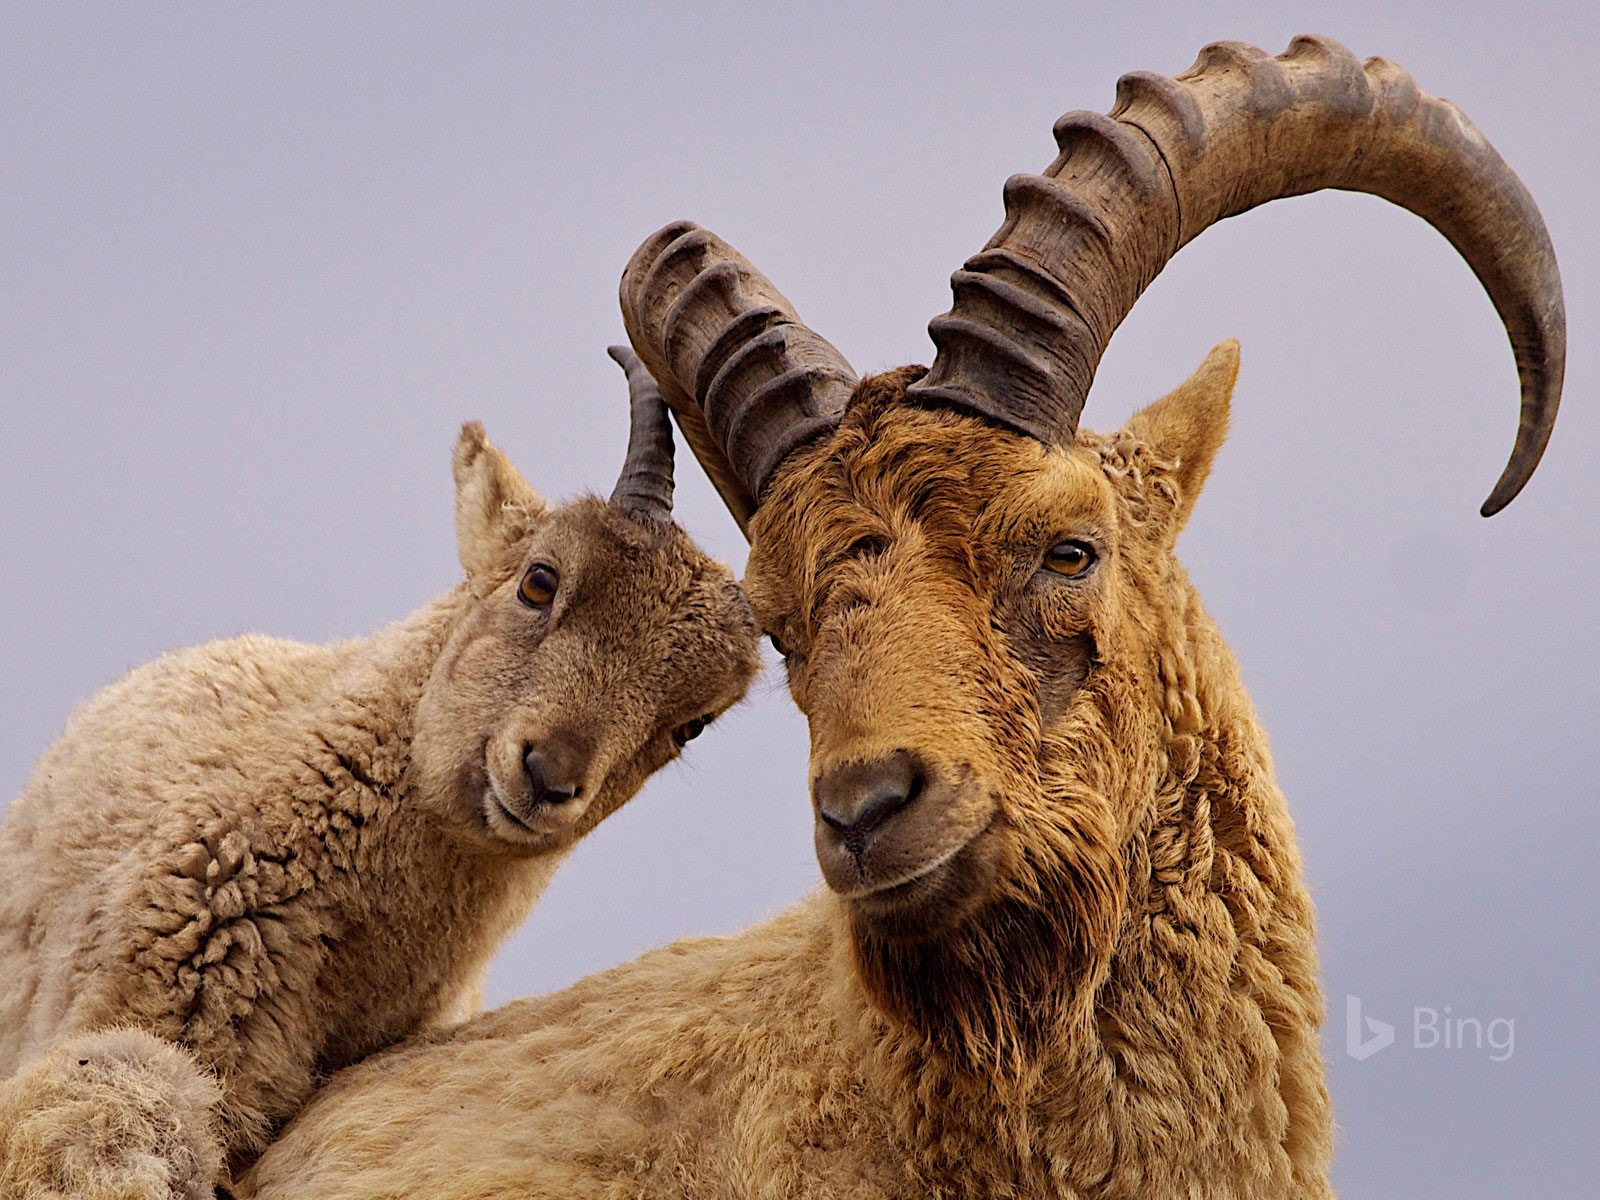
744;345;1237;943
413;348;762;854
620;37;1564;1058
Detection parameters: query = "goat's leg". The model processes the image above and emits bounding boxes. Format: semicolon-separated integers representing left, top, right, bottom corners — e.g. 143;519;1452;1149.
0;1028;224;1200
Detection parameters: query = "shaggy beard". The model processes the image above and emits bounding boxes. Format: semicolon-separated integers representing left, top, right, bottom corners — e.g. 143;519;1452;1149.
848;812;1124;1087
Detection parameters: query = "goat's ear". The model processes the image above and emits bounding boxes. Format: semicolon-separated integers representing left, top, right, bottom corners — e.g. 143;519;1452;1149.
452;422;547;591
1120;339;1238;535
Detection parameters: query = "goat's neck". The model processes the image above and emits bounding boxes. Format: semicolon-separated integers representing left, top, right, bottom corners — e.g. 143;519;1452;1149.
292;587;549;1054
310;587;475;801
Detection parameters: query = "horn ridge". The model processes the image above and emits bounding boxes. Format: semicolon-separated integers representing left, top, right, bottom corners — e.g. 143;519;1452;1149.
605;344;675;523
726;367;854;498
909;34;1565;512
621;222;858;528
688;301;789;401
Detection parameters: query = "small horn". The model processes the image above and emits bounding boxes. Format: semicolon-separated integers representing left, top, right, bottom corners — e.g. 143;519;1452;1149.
907;34;1565;515
606;344;675;524
621;222;858;531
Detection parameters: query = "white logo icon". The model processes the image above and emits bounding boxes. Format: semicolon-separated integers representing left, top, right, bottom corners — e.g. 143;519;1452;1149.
1345;994;1395;1061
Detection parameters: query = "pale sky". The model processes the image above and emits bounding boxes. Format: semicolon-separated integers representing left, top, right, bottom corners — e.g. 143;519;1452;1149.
2;3;1595;1193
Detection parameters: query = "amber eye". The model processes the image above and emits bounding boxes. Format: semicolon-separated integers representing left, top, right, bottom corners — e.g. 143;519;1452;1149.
518;563;559;608
1044;541;1096;578
672;715;711;747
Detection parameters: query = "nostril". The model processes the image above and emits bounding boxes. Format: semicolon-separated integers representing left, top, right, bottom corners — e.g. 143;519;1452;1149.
522;747;580;805
820;780;909;833
815;750;924;837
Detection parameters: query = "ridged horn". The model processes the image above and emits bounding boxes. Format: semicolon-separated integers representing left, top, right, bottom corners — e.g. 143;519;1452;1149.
906;34;1565;515
606;344;675;524
620;221;858;533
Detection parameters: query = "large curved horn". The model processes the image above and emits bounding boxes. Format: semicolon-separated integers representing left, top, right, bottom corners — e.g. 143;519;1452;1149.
905;34;1564;515
620;221;858;532
606;344;675;524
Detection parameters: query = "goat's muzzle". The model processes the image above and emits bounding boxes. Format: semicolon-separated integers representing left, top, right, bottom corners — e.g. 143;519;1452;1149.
811;752;997;925
521;745;583;808
482;731;598;847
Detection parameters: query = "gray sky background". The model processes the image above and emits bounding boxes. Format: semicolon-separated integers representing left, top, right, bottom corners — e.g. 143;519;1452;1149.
2;3;1594;1194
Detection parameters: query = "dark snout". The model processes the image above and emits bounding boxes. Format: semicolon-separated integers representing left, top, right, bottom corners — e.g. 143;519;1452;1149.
812;750;937;893
520;736;592;809
482;725;609;845
811;748;1001;938
816;750;923;844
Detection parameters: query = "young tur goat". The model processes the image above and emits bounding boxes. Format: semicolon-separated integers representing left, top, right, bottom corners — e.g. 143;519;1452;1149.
0;347;762;1197
240;36;1564;1199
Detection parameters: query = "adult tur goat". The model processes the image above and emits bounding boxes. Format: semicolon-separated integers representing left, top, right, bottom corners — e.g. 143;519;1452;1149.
0;349;761;1197
242;35;1564;1200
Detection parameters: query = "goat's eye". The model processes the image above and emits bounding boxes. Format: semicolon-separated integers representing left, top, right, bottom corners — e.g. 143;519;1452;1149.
672;715;711;747
767;633;789;658
1044;541;1096;578
518;563;559;608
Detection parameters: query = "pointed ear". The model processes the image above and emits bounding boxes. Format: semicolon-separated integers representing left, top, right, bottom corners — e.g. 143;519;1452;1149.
1120;340;1239;535
452;422;547;594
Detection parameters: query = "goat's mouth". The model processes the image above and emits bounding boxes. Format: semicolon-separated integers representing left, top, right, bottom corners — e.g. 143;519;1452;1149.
823;824;981;899
839;820;1003;943
481;771;568;849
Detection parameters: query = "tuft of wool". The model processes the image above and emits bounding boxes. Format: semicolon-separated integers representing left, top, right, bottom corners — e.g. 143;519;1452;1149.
0;1029;223;1200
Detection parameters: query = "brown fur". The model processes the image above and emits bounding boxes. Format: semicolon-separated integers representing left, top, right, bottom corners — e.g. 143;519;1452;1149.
0;423;760;1193
244;341;1333;1198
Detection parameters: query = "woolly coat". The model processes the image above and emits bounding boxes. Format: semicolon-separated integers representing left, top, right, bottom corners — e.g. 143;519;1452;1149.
0;595;552;1158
